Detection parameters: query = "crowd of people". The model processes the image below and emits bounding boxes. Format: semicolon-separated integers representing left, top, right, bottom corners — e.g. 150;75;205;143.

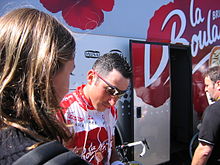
0;6;220;165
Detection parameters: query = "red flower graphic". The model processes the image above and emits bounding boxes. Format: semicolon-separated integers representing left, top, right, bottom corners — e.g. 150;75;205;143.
40;0;114;30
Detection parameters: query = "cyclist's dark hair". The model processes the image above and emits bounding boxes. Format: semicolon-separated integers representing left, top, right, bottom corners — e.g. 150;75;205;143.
204;66;220;83
92;52;132;79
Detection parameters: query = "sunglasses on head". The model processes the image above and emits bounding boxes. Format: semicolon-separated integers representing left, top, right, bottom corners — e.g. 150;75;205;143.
93;70;127;97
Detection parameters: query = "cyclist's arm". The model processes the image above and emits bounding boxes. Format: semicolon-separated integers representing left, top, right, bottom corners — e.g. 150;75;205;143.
191;141;213;165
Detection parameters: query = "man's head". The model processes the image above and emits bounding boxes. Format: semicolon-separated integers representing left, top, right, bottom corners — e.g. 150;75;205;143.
204;66;220;101
84;52;132;112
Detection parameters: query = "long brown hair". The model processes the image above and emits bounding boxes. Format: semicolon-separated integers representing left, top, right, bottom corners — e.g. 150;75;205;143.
0;8;75;141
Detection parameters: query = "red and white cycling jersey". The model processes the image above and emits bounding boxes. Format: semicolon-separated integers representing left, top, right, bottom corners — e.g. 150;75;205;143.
57;85;117;165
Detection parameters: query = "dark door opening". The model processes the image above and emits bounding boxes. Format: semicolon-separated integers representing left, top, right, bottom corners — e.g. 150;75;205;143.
168;45;193;164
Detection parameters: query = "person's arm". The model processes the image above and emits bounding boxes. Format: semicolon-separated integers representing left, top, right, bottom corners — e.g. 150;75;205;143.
191;141;213;165
110;136;122;164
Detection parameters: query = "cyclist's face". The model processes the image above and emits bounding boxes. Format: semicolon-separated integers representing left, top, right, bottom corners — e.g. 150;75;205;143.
88;69;129;112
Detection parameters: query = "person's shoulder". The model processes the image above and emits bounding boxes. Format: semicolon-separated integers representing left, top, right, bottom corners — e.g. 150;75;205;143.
60;91;77;108
13;141;90;165
204;101;220;117
0;127;39;164
207;100;220;110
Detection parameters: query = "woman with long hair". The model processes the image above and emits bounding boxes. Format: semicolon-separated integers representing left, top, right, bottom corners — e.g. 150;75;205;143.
0;8;88;164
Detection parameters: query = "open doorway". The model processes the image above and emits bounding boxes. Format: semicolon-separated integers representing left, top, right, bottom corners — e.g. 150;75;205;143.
169;45;193;163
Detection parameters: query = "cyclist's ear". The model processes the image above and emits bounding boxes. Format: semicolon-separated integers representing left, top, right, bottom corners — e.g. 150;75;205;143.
87;69;95;85
216;80;220;90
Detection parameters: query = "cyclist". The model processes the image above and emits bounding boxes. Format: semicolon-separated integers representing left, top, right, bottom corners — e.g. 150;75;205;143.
57;53;132;165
